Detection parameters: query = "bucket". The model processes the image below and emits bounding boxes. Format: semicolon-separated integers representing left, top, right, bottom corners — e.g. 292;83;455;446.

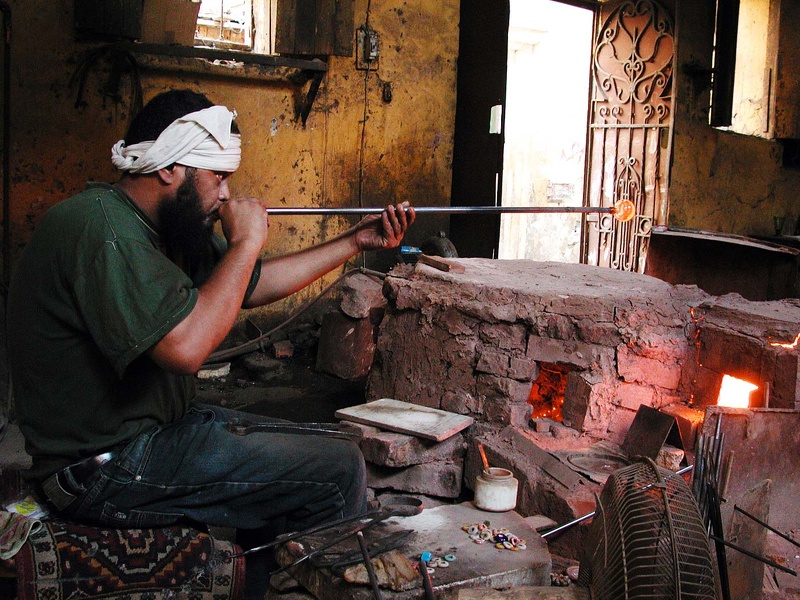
474;467;519;512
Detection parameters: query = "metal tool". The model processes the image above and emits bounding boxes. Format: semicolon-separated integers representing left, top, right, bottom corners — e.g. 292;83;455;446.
709;533;797;576
224;419;363;442
233;506;382;558
264;199;637;222
271;496;424;575
356;531;383;600
313;530;414;569
419;552;435;600
734;504;800;550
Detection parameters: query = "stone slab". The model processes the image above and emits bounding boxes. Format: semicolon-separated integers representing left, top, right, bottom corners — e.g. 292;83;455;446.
337;399;474;442
366;459;464;498
276;502;551;600
350;422;466;468
316;311;376;381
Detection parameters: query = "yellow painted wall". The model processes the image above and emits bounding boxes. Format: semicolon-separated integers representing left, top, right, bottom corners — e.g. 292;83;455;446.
670;0;800;238
2;0;457;324
5;0;799;318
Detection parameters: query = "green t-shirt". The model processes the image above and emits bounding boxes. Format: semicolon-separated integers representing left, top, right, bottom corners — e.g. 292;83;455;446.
6;183;258;481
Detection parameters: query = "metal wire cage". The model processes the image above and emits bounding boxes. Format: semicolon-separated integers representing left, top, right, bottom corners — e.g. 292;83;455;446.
577;458;718;599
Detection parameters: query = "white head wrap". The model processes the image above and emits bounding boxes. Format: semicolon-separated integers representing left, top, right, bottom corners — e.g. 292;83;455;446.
111;105;241;174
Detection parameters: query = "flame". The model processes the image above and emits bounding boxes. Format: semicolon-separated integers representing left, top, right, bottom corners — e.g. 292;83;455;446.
770;332;800;349
717;374;758;408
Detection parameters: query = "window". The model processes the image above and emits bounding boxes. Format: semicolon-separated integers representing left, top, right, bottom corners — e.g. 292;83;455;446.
193;0;353;57
196;0;252;50
711;0;772;136
195;0;277;54
711;0;800;140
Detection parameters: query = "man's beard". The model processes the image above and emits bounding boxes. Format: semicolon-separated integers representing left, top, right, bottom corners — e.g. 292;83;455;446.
158;169;216;268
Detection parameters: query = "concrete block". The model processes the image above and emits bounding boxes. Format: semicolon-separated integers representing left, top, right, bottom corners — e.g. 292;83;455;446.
366;459;464;498
656;444;684;471
458;586;590;599
357;427;466;468
509;357;540;382
543;313;576;340
476;374;531;404
526;336;611;371
605;406;637;446
242;352;293;383
576;318;623;346
617;345;681;389
562;371;603;431
438;306;481;337
700;325;764;382
478;323;527;351
316;311;376;380
771;350;800;408
441;391;484;415
551;423;579;439
476;348;510;377
614;382;656;411
523;514;558;532
483;397;533;428
276;502;552;598
339;272;386;319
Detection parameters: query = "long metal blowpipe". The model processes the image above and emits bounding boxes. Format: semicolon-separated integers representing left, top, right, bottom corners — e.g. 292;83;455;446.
264;199;637;222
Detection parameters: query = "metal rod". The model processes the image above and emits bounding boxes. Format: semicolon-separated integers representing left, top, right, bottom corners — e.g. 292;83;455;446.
734;505;800;550
419;555;435;600
356;531;383;600
540;510;595;539
265;205;615;216
709;534;797;576
234;505;382;557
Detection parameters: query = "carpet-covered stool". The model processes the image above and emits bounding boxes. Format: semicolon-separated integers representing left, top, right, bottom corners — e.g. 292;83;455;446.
14;519;245;600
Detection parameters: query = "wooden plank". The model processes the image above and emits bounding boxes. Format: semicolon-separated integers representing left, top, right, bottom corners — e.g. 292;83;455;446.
458;587;589;600
336;398;473;442
417;253;466;273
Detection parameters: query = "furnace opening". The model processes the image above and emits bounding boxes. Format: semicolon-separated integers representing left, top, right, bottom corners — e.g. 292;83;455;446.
527;362;570;421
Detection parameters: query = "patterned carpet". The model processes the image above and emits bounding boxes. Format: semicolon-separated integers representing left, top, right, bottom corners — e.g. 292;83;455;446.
15;520;245;600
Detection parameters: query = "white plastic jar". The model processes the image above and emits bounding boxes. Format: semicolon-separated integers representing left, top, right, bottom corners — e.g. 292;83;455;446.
474;467;519;512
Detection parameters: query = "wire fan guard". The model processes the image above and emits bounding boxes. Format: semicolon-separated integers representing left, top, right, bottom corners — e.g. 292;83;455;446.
578;459;718;599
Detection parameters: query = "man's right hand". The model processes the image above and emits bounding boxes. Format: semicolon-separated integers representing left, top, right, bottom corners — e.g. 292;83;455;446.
219;197;270;251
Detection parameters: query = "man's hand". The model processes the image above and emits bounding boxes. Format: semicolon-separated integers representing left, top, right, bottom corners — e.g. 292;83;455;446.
351;202;416;251
219;197;270;251
243;201;415;308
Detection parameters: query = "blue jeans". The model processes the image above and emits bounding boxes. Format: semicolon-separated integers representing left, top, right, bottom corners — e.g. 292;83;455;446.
59;404;368;538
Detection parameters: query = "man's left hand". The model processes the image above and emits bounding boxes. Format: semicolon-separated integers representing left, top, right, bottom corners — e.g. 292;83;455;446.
352;202;416;251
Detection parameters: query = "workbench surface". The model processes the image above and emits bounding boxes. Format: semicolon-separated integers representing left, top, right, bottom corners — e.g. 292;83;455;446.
275;502;552;599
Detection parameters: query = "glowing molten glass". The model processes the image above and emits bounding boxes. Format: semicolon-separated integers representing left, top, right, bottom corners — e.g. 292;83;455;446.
717;374;758;408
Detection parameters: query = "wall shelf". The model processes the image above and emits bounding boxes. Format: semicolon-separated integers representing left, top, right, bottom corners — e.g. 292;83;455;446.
118;42;327;125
